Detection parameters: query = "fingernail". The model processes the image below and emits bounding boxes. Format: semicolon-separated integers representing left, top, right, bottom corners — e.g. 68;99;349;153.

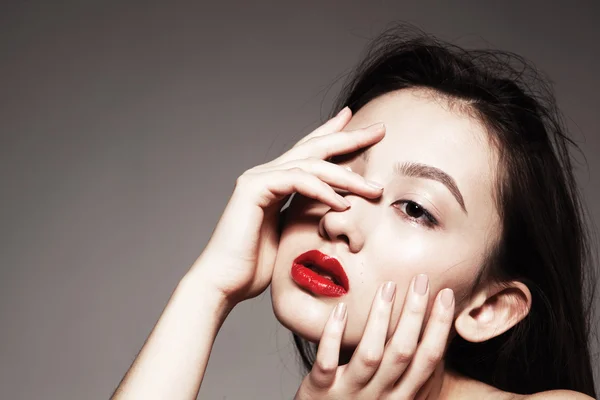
381;281;396;302
440;289;454;309
367;122;385;132
336;106;350;118
337;196;351;208
414;274;429;295
334;302;347;320
366;180;383;190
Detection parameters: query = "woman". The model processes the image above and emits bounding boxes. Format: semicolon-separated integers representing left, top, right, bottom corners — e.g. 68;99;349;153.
110;25;598;399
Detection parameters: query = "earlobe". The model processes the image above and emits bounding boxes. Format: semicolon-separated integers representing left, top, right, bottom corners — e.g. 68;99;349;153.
455;281;532;343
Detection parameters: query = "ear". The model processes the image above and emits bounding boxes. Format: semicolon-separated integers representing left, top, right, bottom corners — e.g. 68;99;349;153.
454;280;532;343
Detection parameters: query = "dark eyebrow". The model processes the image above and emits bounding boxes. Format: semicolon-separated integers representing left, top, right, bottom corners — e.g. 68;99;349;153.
359;151;468;214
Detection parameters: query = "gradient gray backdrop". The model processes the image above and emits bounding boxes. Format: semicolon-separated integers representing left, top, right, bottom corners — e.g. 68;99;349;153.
1;1;599;399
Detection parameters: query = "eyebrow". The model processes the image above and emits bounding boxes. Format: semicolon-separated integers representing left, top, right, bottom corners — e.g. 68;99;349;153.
359;151;468;214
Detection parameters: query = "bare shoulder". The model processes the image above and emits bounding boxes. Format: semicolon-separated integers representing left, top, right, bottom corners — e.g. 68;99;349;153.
462;380;594;400
443;370;595;400
520;390;595;399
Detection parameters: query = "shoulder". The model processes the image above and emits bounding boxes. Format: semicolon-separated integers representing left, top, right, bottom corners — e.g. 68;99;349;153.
445;370;595;400
520;390;595;399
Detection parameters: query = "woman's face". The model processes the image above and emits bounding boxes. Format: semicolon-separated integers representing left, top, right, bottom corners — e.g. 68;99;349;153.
270;88;501;346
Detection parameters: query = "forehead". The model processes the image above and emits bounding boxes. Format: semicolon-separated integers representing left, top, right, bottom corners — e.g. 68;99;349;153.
342;89;498;219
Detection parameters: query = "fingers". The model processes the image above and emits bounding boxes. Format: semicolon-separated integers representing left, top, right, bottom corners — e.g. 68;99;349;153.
271;121;385;168
293;107;353;148
370;274;430;388
344;281;396;387
309;302;347;389
291;122;386;162
240;167;352;210
298;278;455;400
237;153;385;212
261;158;384;199
391;288;455;399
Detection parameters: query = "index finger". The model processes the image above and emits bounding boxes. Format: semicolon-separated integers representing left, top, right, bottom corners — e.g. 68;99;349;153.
292;107;352;148
289;122;386;162
309;302;347;389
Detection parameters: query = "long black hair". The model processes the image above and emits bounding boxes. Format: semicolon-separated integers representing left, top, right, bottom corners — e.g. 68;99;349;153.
288;23;598;397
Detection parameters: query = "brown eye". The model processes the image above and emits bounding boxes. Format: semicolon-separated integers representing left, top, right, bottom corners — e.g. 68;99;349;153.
393;200;439;228
405;202;425;218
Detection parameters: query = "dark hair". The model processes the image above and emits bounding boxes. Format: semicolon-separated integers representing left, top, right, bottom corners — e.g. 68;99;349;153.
289;24;598;397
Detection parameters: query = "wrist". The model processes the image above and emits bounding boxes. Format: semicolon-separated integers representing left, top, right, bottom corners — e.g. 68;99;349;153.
177;268;236;323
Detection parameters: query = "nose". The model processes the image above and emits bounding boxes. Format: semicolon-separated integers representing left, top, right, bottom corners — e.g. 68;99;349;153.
318;196;365;253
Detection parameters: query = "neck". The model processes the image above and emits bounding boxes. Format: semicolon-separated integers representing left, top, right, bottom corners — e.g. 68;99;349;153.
415;362;451;399
427;365;504;400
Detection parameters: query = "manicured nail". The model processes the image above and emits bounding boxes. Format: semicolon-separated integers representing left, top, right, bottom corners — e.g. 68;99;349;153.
414;274;429;295
336;106;350;118
381;281;396;302
366;180;383;190
440;289;454;309
337;196;351;208
334;302;347;320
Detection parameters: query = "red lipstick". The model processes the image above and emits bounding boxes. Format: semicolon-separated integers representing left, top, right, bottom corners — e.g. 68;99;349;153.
290;249;349;297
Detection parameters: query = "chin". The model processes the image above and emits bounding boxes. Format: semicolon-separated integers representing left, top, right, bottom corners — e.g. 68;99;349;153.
272;276;360;344
270;248;371;346
270;277;330;343
271;272;368;346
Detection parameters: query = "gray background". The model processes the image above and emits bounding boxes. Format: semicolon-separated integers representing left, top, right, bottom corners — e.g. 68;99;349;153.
1;1;599;399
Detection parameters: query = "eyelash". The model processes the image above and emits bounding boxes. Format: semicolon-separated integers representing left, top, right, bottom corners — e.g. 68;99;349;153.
332;186;439;228
393;200;439;228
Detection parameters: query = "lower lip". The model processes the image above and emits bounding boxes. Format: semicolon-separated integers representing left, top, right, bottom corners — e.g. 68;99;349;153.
290;262;347;297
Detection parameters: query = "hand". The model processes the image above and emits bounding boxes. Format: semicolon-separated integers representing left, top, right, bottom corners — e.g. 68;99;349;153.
188;107;386;306
293;275;455;400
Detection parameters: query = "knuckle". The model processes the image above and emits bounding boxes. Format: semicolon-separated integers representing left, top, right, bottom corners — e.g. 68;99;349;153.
405;300;425;315
435;307;455;324
359;349;383;368
286;166;305;175
389;347;415;365
303;136;321;147
235;171;252;186
313;360;337;376
306;376;328;391
421;346;444;367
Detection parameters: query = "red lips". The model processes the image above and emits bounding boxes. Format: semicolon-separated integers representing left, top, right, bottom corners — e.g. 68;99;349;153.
290;249;350;297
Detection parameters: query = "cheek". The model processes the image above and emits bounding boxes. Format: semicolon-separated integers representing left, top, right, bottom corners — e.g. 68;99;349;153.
366;227;481;295
361;230;481;337
270;211;486;347
367;228;439;279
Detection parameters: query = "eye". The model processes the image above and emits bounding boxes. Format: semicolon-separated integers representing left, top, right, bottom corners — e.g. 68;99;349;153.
393;200;438;228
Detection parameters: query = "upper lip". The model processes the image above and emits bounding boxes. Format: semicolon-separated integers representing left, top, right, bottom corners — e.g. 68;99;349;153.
293;249;350;291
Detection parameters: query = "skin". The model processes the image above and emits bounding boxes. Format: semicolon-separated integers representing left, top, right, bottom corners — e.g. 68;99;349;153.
271;88;537;398
272;88;502;345
111;87;593;399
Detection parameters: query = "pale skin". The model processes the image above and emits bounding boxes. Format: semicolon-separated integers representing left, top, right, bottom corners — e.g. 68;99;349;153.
110;88;593;399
